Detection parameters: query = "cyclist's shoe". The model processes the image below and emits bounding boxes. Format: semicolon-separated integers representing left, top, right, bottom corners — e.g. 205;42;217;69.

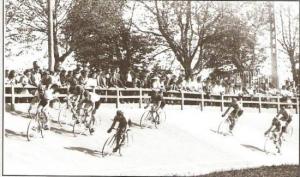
113;147;118;153
89;128;95;134
44;124;49;130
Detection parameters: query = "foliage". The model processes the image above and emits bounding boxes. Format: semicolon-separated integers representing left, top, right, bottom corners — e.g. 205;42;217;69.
65;0;158;77
5;0;74;68
138;1;268;80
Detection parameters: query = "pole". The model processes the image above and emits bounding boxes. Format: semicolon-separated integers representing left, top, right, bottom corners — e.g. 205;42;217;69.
48;0;55;71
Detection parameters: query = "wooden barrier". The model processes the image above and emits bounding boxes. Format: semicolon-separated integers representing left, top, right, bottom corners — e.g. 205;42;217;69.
4;85;300;113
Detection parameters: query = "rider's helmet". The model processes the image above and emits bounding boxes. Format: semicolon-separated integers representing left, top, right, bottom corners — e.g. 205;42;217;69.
232;97;238;103
116;110;123;116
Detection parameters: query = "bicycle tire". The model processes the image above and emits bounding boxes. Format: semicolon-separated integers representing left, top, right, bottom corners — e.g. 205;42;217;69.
57;102;73;126
101;135;117;157
26;116;43;141
217;118;230;135
264;134;279;154
139;111;153;128
72;108;92;136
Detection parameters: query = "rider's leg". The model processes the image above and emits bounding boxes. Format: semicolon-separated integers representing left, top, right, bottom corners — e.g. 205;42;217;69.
40;100;50;130
113;131;121;152
229;116;236;132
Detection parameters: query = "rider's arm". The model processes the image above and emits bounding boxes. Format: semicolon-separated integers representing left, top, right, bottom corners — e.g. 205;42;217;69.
222;105;232;117
108;116;117;132
155;101;161;111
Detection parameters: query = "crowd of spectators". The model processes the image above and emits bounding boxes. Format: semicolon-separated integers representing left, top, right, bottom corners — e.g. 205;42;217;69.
4;61;299;98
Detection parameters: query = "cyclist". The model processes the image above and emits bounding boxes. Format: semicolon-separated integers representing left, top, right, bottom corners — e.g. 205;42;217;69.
73;85;100;134
107;110;128;152
221;97;243;134
264;116;284;153
144;89;166;124
36;83;59;130
265;105;293;141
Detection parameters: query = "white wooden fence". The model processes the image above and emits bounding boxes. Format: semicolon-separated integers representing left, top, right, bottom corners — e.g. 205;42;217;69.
4;84;299;114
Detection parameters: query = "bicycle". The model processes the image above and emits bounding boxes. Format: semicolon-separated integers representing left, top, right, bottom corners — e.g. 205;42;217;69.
27;107;48;141
264;131;282;155
72;106;95;137
56;97;78;127
140;106;166;129
101;128;131;157
217;115;233;136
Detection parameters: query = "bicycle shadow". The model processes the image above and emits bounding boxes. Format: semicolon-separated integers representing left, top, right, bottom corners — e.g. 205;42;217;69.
241;144;265;153
50;126;74;136
64;146;101;157
5;105;30;119
209;129;231;136
5;129;27;141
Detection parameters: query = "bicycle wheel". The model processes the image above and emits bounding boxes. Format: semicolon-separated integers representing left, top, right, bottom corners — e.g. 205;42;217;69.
139;111;153;128
27;116;43;141
217;118;231;135
155;110;166;128
72;120;88;137
101;135;117;157
282;126;293;142
72;111;92;136
264;134;280;154
57;102;73;126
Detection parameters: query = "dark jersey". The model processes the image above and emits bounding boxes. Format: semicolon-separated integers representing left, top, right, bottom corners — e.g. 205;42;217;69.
110;115;127;130
151;94;166;108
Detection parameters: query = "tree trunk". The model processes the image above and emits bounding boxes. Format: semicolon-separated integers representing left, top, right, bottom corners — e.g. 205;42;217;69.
48;0;55;71
184;63;192;80
289;54;298;85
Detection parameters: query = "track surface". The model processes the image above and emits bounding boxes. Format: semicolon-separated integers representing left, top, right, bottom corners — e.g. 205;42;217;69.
3;104;299;176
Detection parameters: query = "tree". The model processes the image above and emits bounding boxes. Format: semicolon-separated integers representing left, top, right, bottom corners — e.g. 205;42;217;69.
139;1;266;81
65;0;158;77
277;6;299;84
138;1;225;80
5;0;74;69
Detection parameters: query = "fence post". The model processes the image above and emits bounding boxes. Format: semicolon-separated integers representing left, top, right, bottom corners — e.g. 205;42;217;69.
201;92;204;111
258;95;261;113
11;84;15;111
181;91;184;110
105;90;108;103
116;88;119;109
296;97;299;114
139;87;142;108
277;96;280;113
221;94;224;112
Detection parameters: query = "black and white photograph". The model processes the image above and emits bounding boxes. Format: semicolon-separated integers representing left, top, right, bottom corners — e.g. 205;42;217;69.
2;0;299;176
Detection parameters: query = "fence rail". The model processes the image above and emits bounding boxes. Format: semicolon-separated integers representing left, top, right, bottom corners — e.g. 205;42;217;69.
4;84;299;113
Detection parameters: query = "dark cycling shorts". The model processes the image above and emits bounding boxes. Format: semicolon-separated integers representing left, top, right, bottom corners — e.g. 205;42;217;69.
38;97;49;107
230;109;243;118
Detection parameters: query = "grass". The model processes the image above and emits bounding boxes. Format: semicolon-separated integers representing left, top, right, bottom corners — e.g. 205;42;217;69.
196;165;299;177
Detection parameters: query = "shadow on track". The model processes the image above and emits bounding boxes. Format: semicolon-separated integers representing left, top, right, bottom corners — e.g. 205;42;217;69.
241;144;265;153
64;146;101;157
5;129;27;141
50;126;74;136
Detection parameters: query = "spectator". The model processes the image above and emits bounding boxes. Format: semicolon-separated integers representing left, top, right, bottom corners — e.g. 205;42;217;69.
86;72;98;87
7;70;17;85
125;70;133;88
79;70;89;86
151;76;160;89
20;70;33;86
96;69;107;88
31;70;41;87
59;70;68;86
133;76;141;88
